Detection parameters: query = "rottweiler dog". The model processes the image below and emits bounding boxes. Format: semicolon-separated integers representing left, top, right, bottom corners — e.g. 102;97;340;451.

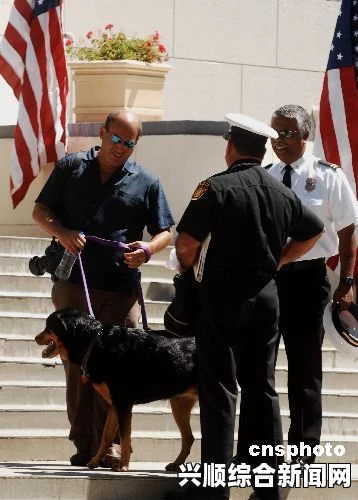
35;308;197;472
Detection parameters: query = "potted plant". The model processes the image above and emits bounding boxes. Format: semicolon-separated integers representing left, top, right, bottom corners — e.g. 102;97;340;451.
65;25;171;123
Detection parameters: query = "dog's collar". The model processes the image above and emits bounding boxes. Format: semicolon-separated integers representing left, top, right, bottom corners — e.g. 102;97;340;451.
81;332;101;383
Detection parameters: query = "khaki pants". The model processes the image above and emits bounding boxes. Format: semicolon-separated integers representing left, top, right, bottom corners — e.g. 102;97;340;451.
52;280;139;455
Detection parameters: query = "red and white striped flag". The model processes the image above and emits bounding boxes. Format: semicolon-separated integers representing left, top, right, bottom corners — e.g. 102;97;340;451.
313;0;358;273
0;0;68;208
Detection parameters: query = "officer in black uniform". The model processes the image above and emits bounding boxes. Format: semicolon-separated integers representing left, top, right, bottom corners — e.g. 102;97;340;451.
164;113;325;500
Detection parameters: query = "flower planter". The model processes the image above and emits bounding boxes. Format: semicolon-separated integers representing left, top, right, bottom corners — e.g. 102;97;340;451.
68;60;171;123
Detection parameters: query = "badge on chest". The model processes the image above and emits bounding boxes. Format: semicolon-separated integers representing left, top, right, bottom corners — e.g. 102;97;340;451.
305;177;317;192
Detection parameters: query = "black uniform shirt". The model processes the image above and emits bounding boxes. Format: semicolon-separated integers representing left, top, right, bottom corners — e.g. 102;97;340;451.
36;147;175;291
177;160;324;293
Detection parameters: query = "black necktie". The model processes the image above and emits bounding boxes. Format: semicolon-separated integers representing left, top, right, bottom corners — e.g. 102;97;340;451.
282;165;292;188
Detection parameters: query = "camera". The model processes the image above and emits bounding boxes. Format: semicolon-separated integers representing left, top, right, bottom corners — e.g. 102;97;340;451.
28;238;64;277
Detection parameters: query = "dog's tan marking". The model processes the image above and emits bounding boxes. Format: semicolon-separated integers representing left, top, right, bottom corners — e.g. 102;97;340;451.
92;383;113;405
112;405;133;472
87;405;119;469
166;385;198;471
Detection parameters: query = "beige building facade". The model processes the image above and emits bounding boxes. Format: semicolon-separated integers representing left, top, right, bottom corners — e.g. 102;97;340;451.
0;0;340;231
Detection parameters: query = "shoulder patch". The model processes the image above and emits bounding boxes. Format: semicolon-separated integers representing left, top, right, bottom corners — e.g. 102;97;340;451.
191;180;210;200
318;159;338;170
264;163;273;170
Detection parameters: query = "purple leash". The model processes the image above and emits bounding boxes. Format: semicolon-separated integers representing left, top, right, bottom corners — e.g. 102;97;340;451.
77;235;150;330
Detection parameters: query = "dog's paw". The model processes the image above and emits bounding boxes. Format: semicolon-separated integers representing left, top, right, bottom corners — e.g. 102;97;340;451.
111;462;129;472
165;462;181;472
87;458;101;469
101;455;121;469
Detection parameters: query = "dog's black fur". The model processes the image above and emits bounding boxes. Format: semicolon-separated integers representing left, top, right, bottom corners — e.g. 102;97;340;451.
36;308;198;471
45;308;196;402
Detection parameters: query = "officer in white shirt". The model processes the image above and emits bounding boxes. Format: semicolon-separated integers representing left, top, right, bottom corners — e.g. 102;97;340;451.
266;104;358;467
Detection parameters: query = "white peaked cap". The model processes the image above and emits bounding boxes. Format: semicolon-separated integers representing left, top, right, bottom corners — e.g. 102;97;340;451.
225;113;278;140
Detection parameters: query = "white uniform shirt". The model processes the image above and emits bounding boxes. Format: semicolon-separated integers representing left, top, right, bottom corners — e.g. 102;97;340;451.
267;152;358;261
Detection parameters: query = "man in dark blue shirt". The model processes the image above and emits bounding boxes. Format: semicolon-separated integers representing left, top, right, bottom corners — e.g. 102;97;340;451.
33;110;174;467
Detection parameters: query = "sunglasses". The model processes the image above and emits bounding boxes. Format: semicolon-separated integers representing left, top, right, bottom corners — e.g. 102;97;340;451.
223;131;231;141
110;134;137;149
276;129;300;139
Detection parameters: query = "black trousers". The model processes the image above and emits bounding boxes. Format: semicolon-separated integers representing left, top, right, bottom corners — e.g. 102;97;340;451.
196;278;283;500
275;264;331;455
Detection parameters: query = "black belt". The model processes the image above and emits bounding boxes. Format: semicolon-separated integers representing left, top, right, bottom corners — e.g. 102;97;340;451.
279;257;325;272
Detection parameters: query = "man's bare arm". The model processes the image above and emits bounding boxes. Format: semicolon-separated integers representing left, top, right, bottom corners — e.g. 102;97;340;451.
175;232;201;270
333;223;357;309
278;230;324;269
125;229;172;268
32;202;85;254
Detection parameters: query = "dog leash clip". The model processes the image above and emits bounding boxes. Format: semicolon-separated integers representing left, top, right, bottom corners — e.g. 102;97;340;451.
81;371;90;384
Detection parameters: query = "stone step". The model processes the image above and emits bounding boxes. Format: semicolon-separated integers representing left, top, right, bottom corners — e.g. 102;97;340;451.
0;358;65;384
0;462;184;500
0;236;51;257
1;384;358;421
276;365;358;392
1;381;358;415
2;335;357;371
0;273;175;300
277;345;358;371
0;255;176;281
1;358;357;392
0;274;52;295
0;312;165;336
0;430;356;464
0;236;173;260
0;462;356;500
0;295;170;318
1;405;358;438
0;310;347;352
0;383;65;406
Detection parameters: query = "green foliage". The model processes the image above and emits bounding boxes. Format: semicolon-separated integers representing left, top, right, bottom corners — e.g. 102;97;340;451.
65;25;168;63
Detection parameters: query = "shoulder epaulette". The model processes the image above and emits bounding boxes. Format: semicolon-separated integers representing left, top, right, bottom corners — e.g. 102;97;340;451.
264;163;273;170
318;159;338;170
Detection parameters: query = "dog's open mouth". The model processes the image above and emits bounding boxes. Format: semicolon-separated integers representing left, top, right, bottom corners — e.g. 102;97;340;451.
42;340;58;358
35;329;61;359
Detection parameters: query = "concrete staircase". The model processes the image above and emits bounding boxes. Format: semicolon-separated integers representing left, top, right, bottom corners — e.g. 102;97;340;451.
0;236;357;499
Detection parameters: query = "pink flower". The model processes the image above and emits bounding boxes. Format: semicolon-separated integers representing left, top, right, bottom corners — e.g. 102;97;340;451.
65;39;72;46
146;41;152;47
158;43;166;53
86;31;93;39
105;23;114;30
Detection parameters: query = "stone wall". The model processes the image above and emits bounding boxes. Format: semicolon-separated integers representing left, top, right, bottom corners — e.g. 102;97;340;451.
0;0;340;124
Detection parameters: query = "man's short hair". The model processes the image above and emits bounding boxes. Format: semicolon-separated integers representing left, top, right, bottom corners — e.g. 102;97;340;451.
272;104;312;137
104;111;142;139
230;127;267;159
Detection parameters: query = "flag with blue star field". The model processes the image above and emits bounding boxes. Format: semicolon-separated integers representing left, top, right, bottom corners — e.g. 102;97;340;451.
314;0;358;192
0;0;68;207
314;0;358;273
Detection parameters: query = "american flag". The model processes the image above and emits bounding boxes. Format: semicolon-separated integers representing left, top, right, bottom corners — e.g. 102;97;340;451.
0;0;68;208
313;0;358;272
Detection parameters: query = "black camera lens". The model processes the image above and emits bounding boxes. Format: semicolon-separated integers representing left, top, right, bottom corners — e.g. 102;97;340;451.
28;255;48;276
28;239;64;277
